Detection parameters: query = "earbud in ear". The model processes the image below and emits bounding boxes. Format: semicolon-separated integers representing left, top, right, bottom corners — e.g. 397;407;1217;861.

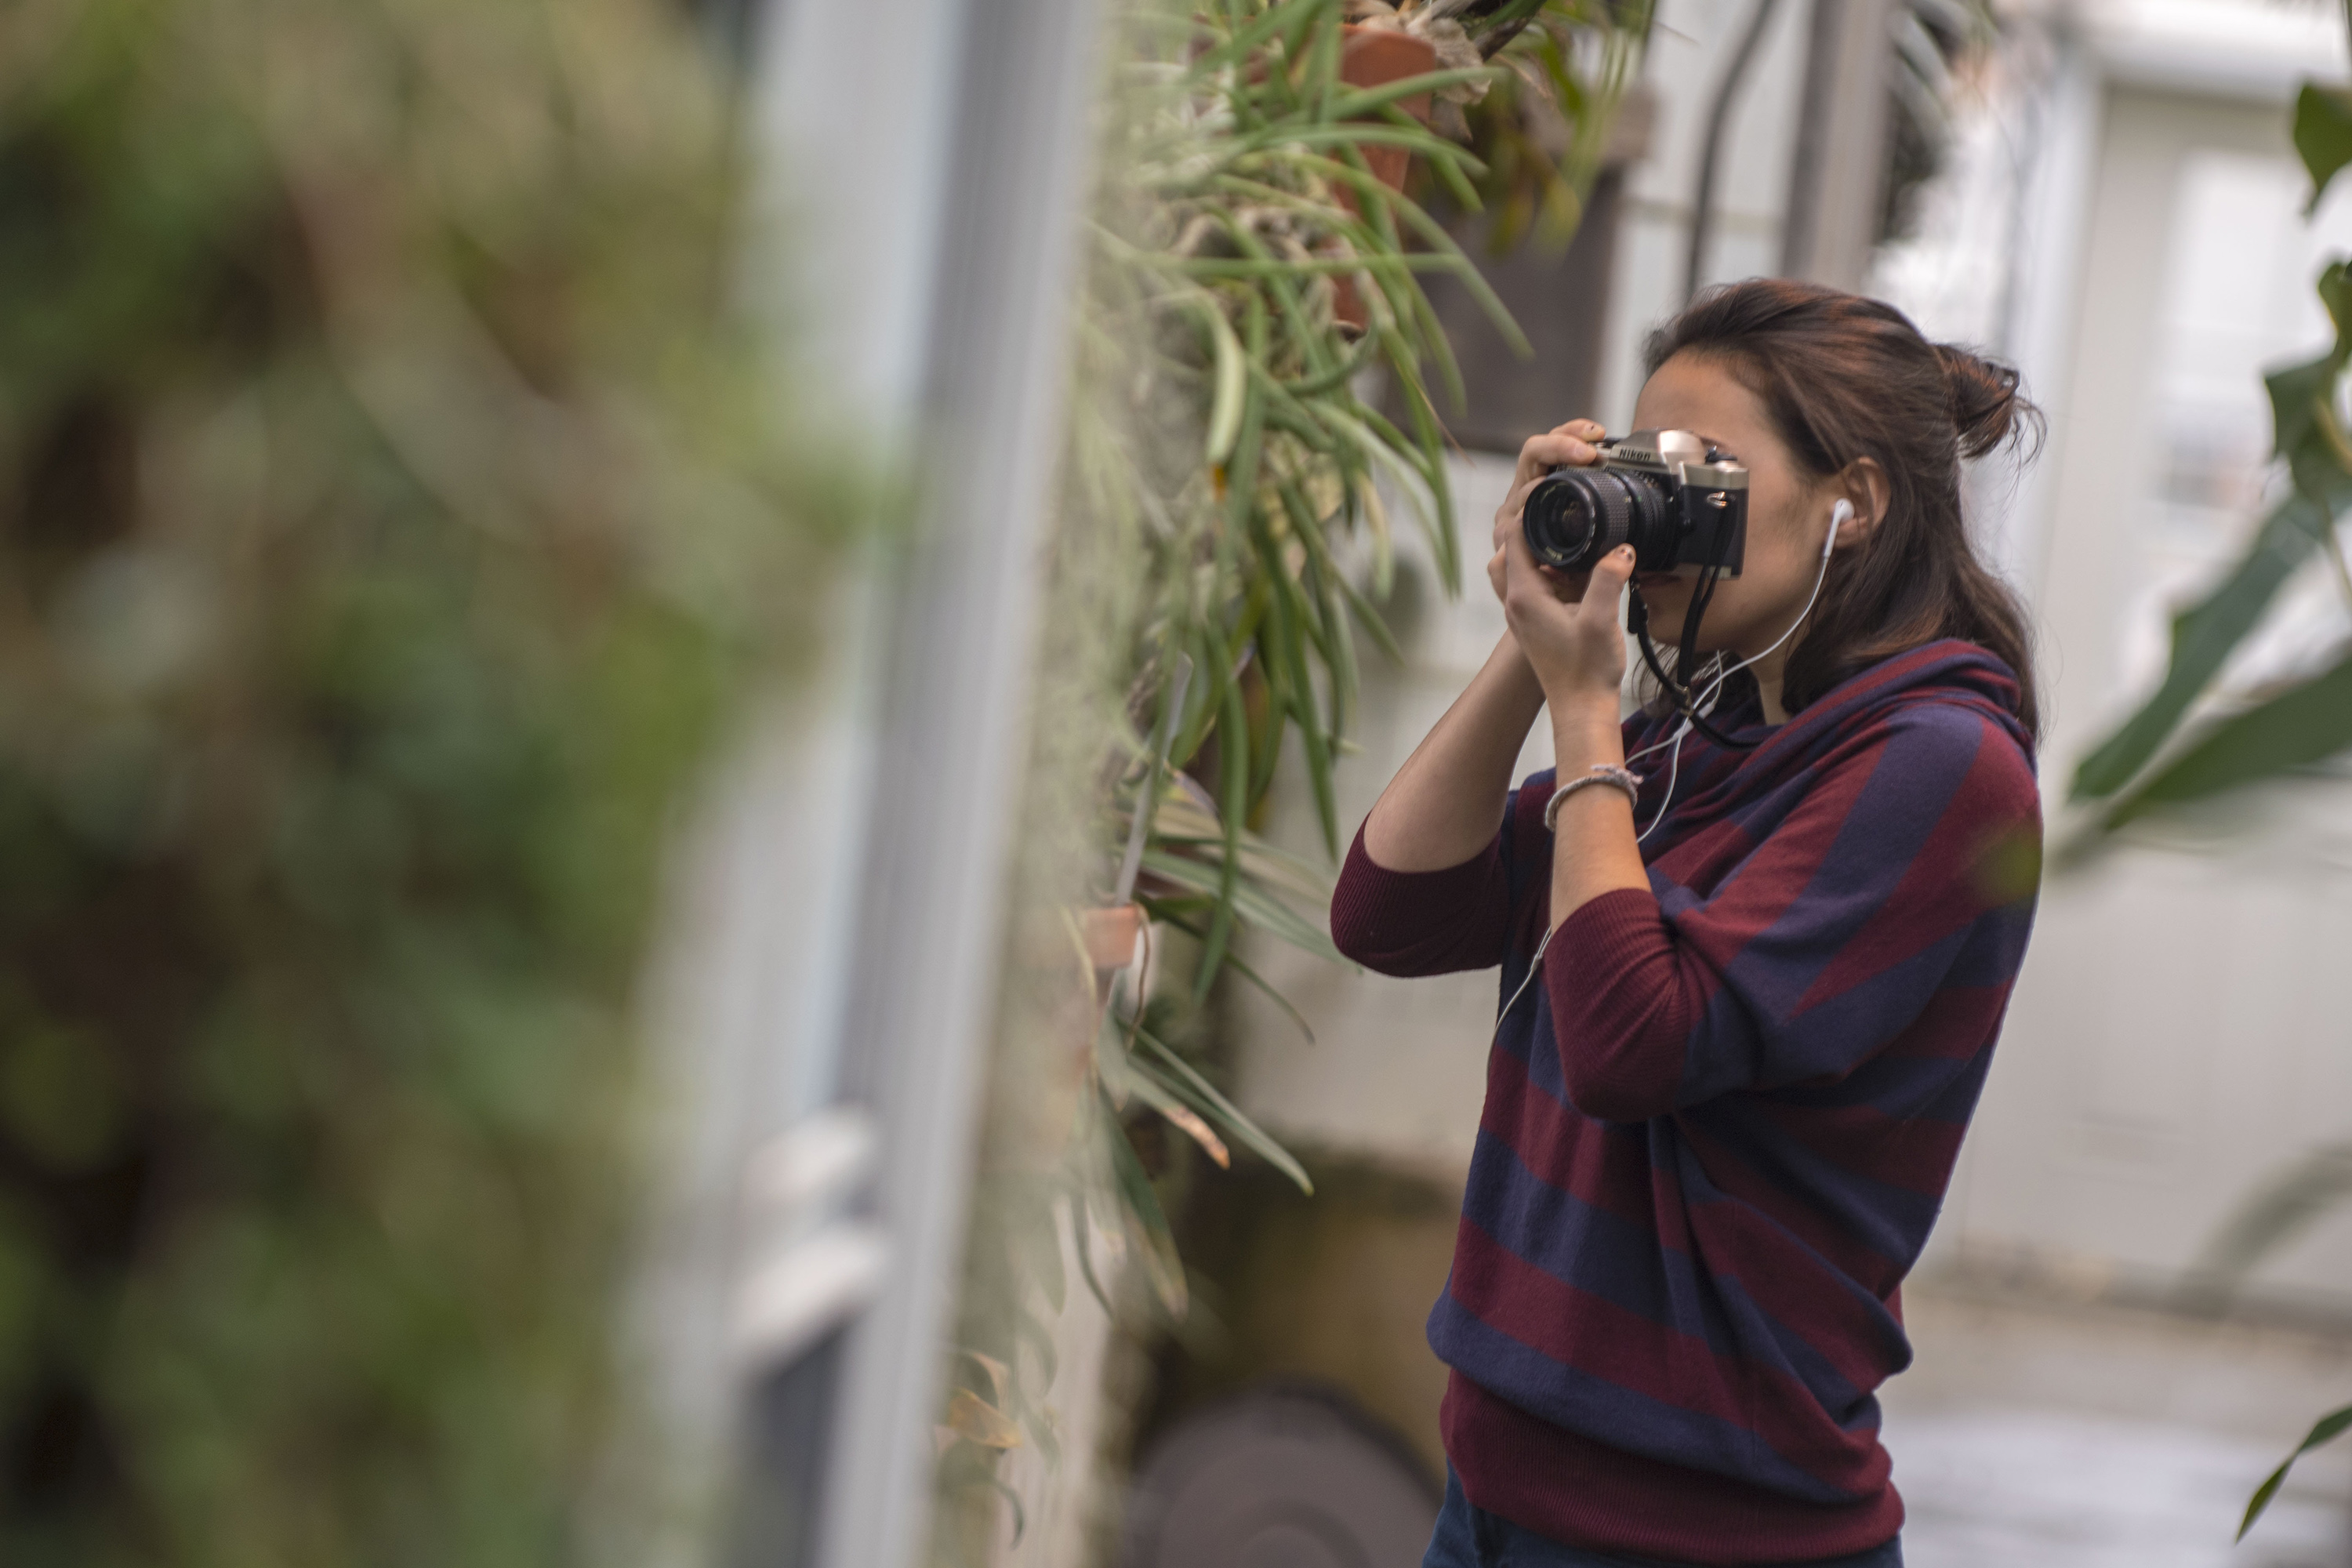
1825;499;1855;558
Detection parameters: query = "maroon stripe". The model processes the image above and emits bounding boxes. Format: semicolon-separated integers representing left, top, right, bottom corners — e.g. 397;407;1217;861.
1882;983;2011;1062
1442;1375;1903;1566
1757;1098;1966;1199
1648;814;1760;890
1478;1047;1662;1231
1676;1116;1905;1293
1683;1200;1901;1396
1542;889;1714;1120
1451;1221;1892;1485
1795;728;2026;1012
1672;755;1882;975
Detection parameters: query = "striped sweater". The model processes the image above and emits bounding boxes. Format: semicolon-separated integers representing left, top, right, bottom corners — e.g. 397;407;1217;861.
1330;641;2041;1565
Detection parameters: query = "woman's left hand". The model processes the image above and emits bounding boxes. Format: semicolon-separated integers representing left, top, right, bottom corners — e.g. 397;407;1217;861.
1499;521;1632;716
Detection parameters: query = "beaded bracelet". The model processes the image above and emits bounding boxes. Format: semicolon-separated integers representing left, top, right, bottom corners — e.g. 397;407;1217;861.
1543;764;1643;832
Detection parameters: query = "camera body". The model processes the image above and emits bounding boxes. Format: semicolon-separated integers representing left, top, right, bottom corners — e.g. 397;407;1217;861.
1521;428;1749;578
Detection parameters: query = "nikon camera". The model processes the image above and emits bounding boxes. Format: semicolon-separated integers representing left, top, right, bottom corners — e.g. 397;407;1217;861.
1521;429;1749;578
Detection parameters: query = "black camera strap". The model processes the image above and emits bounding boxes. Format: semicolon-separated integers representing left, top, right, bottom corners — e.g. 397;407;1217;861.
1628;571;1759;752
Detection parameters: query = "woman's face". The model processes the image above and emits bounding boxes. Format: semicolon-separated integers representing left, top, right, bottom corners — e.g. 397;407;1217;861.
1623;351;1838;656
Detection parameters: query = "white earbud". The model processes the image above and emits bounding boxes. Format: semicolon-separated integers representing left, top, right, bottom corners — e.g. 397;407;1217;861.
1826;498;1854;559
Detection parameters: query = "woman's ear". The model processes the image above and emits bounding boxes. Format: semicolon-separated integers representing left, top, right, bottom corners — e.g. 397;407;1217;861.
1831;459;1890;550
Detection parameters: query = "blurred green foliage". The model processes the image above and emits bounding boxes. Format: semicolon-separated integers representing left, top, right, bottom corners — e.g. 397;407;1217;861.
2067;20;2352;837
0;0;848;1560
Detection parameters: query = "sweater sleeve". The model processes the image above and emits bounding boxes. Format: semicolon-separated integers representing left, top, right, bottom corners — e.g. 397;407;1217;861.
1329;817;1516;977
1541;705;2041;1122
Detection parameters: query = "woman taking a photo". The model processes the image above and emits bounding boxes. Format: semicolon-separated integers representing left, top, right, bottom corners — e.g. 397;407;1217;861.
1331;279;2044;1568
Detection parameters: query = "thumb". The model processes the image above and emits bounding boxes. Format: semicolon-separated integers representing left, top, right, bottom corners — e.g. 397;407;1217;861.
1587;544;1636;603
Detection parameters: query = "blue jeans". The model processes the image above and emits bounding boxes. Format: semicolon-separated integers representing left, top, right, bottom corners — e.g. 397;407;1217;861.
1421;1467;1903;1568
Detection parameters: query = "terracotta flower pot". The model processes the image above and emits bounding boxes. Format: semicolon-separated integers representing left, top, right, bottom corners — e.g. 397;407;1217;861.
1330;24;1439;332
1083;902;1144;972
1338;24;1440;190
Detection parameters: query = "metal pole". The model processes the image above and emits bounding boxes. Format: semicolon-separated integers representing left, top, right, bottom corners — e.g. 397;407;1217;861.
813;1;1110;1566
1780;0;1895;289
1684;0;1791;304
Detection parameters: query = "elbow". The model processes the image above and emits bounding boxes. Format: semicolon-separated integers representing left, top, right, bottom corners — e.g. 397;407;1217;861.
1552;997;1690;1123
1329;913;1411;977
1557;1054;1681;1123
1327;887;1377;970
1327;863;1427;975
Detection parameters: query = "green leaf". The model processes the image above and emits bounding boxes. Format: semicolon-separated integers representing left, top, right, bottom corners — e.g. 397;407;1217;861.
1069;1193;1114;1317
2293;82;2352;213
2103;648;2352;824
2068;494;2334;800
1372;154;1530;354
1132;1024;1315;1195
1145;907;1321;1043
1192;293;1248;465
1169;253;1471;279
1323;67;1503;123
1229;122;1492;172
2270;345;2350;470
1185;0;1318;82
2241;1403;2352;1540
1101;1087;1188;1319
1143;847;1343;961
1192;645;1252;999
1335;562;1404;663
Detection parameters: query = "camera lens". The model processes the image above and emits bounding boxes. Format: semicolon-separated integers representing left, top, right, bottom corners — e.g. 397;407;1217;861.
1523;467;1670;572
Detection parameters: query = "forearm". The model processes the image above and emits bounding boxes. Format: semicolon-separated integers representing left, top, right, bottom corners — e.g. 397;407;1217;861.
1546;695;1650;925
1362;632;1548;871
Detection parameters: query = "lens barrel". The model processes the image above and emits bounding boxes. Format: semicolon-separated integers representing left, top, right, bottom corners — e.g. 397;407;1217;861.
1523;467;1671;572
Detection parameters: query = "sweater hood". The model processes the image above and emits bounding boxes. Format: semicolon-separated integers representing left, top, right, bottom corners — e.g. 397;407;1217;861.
1633;638;2034;858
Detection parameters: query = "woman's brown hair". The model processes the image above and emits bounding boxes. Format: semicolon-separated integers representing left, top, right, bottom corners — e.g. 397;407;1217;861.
1642;278;2043;739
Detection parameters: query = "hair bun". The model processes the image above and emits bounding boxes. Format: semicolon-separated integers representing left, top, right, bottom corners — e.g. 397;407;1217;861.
1933;343;2042;462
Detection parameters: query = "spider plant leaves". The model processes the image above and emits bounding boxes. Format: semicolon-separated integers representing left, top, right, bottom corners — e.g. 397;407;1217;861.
1184;0;1319;82
1146;783;1333;902
1074;0;1632;1121
1194;644;1253;998
1098;1085;1189;1319
1144;847;1342;962
1145;906;1323;1044
1185;291;1250;463
2241;1404;2352;1541
1133;1022;1314;1194
1323;67;1504;123
1123;1061;1233;1168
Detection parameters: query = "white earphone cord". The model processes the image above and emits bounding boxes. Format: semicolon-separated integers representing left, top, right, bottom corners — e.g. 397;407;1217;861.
1494;503;1849;1035
1632;500;1846;842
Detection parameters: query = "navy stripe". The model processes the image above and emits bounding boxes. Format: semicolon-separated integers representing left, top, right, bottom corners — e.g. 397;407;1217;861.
1475;1128;1886;1418
1429;1298;1865;1505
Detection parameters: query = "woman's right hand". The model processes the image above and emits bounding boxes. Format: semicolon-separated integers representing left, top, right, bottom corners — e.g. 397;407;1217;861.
1489;419;1608;610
